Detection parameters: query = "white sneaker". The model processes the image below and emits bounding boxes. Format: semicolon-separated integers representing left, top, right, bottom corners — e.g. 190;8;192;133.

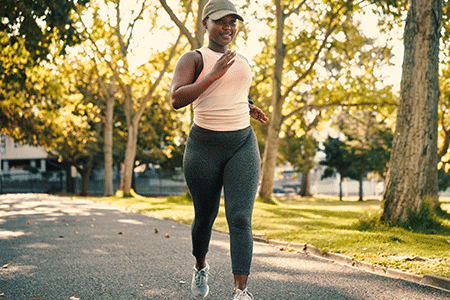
191;263;210;298
233;288;254;300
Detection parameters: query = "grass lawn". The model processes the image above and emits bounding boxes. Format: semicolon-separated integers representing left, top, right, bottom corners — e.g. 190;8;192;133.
88;193;450;278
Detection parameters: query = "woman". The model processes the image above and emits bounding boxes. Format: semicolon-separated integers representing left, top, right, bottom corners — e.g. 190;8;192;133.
170;0;267;299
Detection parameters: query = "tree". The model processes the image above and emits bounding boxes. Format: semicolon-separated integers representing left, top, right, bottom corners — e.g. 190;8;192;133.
382;0;442;223
279;117;319;197
338;110;393;201
76;0;181;196
0;0;89;135
253;0;395;201
436;2;450;193
320;136;353;201
0;0;89;84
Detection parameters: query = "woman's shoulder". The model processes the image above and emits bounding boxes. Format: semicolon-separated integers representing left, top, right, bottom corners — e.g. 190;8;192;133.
179;50;202;62
236;52;249;63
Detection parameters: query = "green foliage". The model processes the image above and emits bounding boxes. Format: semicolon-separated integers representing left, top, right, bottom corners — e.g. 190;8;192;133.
338;110;393;181
279;126;317;173
356;202;450;235
0;0;89;83
401;203;450;235
320;136;352;179
438;168;450;192
167;195;192;204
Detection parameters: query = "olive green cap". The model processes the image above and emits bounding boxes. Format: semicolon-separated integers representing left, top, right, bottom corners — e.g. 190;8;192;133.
202;0;244;21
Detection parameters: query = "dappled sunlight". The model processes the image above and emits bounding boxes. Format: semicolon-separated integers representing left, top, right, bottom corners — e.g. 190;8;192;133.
0;229;25;239
117;219;145;225
0;194;128;218
24;243;58;249
209;238;230;250
0;264;37;279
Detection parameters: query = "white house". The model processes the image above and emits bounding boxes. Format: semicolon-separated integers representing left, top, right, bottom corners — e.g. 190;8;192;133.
0;134;49;175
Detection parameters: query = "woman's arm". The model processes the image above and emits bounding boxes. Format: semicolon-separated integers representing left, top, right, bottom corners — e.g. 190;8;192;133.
170;49;236;110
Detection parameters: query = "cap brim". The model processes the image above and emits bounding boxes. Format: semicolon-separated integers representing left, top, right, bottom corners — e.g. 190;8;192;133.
209;10;244;22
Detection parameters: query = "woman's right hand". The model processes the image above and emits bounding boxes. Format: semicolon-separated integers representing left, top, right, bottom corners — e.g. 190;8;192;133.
170;49;236;110
209;50;236;81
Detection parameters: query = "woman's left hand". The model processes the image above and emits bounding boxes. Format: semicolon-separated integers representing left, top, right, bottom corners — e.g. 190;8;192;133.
249;104;268;123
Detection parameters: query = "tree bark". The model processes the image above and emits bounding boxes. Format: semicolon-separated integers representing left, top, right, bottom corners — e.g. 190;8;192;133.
79;156;94;196
299;170;311;197
259;0;285;200
63;161;75;194
120;121;138;195
103;77;115;196
358;171;363;202
382;0;442;223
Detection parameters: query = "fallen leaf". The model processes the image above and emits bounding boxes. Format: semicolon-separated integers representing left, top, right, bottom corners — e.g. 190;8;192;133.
118;232;123;235
70;297;80;300
2;262;11;269
91;224;94;227
26;221;31;224
154;228;159;233
91;218;96;221
179;280;186;284
75;231;79;234
165;234;170;238
0;292;5;296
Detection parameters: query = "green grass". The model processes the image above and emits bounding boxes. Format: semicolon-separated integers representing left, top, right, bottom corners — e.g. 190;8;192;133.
88;193;450;278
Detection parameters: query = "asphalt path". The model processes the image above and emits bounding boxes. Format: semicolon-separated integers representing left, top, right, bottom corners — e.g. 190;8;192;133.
1;194;449;300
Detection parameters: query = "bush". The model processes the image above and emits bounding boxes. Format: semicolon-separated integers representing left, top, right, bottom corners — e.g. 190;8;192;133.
352;214;386;231
400;203;446;234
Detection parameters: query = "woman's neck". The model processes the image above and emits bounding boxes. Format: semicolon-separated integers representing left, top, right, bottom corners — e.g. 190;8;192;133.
207;43;228;53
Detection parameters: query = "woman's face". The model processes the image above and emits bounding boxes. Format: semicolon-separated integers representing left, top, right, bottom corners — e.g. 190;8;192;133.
203;15;238;48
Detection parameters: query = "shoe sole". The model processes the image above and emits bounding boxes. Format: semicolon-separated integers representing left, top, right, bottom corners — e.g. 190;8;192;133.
192;286;209;299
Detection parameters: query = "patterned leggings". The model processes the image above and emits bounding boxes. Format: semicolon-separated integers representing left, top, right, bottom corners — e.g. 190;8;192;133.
183;124;261;275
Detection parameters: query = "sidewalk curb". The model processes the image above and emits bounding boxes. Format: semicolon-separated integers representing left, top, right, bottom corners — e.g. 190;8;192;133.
252;237;450;293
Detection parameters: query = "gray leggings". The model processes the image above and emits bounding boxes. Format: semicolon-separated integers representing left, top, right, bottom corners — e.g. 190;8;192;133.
183;124;261;275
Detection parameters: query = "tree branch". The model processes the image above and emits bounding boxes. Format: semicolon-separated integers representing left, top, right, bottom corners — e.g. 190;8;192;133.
281;1;354;106
283;100;396;122
159;0;199;48
125;0;146;50
115;0;127;56
135;32;183;122
285;0;307;18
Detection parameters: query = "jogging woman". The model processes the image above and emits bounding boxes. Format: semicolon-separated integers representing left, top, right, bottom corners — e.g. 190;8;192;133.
170;0;267;298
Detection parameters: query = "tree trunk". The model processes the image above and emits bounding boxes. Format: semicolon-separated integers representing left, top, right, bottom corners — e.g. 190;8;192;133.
103;78;115;196
63;161;75;194
120;122;138;196
358;171;363;202
339;174;343;201
79;157;94;196
382;0;441;223
299;170;311;197
259;0;285;201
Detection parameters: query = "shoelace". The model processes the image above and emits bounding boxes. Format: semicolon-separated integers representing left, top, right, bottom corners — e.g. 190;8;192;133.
234;289;254;300
194;268;211;286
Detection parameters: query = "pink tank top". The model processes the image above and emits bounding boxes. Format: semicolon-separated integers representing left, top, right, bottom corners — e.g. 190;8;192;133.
193;46;252;131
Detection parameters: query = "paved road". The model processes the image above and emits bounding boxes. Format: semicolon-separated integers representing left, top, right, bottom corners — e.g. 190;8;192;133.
1;194;449;300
